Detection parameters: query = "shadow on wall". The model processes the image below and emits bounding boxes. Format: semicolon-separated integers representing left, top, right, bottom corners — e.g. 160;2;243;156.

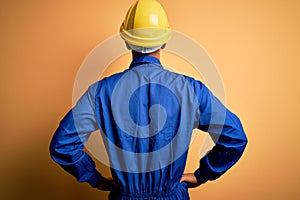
1;127;111;200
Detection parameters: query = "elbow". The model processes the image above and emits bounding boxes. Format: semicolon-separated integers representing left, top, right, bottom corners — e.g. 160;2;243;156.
236;131;248;156
49;137;61;163
234;115;248;151
241;130;248;150
49;129;69;164
243;134;248;147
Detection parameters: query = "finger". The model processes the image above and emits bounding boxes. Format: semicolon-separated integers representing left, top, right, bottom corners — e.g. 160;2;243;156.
180;177;185;183
180;174;187;182
110;180;120;190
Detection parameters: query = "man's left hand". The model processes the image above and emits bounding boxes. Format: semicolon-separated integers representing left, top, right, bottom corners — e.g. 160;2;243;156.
97;177;119;191
180;173;202;188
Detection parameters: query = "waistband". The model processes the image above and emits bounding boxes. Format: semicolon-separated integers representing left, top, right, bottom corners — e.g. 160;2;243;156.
109;182;189;200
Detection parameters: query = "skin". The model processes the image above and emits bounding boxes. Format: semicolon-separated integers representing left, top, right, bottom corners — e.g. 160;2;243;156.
97;177;119;191
180;173;202;188
97;50;201;191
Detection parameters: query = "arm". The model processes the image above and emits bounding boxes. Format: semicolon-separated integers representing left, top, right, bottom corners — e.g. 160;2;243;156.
49;83;112;188
183;80;248;187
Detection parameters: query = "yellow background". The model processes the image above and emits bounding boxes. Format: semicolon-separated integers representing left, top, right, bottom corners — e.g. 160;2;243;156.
1;0;299;199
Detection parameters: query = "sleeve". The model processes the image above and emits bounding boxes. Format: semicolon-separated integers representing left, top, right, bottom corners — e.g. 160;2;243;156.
191;80;248;184
49;83;103;187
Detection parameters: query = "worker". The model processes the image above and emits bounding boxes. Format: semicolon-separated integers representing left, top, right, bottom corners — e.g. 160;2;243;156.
49;0;248;199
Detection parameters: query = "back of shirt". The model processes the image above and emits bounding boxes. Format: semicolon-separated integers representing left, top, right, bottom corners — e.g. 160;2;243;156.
95;59;199;197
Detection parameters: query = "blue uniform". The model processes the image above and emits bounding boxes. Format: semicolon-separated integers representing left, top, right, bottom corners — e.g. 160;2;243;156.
50;55;247;199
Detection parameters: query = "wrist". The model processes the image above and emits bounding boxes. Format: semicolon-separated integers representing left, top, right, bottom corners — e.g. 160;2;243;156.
88;171;104;188
194;168;207;185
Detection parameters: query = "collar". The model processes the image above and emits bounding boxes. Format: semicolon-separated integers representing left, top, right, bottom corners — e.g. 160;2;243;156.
129;55;162;69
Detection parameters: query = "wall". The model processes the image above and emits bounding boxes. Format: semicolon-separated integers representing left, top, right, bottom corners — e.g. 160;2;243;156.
0;0;299;199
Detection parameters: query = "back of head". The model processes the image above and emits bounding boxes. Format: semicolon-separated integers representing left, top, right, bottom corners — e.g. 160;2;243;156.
120;0;171;54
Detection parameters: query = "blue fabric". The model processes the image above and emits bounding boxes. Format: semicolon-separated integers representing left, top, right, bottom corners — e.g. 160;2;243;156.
50;55;247;199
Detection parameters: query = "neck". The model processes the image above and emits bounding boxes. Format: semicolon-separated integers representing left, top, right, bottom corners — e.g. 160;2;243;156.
132;50;161;60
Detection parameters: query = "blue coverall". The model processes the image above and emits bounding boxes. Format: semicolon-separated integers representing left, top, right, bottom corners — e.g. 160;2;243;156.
50;55;247;199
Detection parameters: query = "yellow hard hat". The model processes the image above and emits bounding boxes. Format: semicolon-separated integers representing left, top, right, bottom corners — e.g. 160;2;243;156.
120;0;171;47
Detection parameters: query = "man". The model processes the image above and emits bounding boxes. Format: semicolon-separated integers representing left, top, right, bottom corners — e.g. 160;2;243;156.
49;0;247;199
